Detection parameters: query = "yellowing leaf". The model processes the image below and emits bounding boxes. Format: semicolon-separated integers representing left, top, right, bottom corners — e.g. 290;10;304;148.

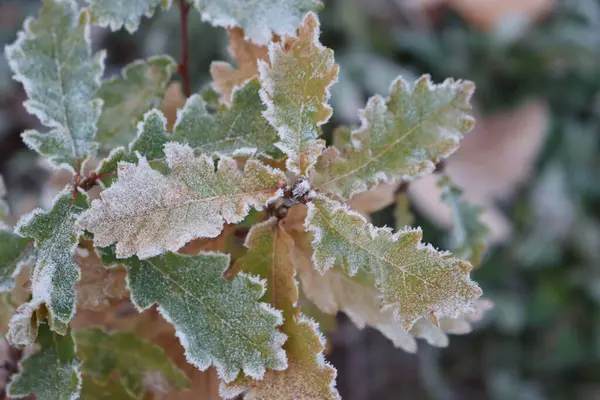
6;0;104;172
211;28;269;105
222;219;339;399
8;323;81;400
87;0;173;33
96;56;177;149
193;0;323;45
259;12;339;175
306;195;481;330
76;328;189;397
82;142;286;259
97;247;288;383
313;76;474;200
8;189;88;345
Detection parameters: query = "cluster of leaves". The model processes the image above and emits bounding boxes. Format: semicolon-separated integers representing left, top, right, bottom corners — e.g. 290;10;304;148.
0;0;490;398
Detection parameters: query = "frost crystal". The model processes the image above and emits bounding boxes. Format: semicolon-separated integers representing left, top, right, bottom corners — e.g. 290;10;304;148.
8;189;87;345
98;248;288;383
306;195;482;330
259;12;338;175
313;75;475;200
82;142;286;259
87;0;173;33
193;0;323;45
5;0;104;172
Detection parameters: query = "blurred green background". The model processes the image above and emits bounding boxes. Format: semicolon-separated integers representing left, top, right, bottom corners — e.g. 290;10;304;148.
1;0;600;399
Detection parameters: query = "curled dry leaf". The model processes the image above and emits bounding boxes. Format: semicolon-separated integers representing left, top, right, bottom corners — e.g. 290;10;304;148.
409;100;549;244
211;28;270;106
75;243;127;312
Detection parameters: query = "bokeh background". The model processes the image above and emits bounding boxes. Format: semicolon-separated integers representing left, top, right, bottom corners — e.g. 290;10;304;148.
1;0;600;399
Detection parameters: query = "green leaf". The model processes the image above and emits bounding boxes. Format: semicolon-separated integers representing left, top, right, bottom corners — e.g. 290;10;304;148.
8;323;81;400
97;79;281;187
97;248;287;383
82;142;286;259
96;56;177;149
313;75;475;200
5;0;104;172
172;79;281;158
305;195;482;331
193;0;323;45
438;175;489;266
75;328;189;397
87;0;172;33
8;188;87;345
224;219;339;399
0;226;32;292
259;12;338;175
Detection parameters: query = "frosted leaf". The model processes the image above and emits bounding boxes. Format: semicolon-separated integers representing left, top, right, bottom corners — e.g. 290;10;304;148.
83;142;286;259
87;0;172;33
259;12;338;174
193;0;322;45
7;323;81;400
8;188;87;345
75;328;189;397
305;195;482;331
172;79;281;158
96;56;177;149
211;28;269;105
6;0;104;172
0;226;33;292
97;248;288;383
97;80;281;186
438;175;490;266
223;219;339;399
290;226;489;351
313;75;475;200
0;175;8;219
96;109;170;187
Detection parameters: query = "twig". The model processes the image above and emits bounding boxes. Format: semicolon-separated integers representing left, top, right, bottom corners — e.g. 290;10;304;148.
178;0;191;97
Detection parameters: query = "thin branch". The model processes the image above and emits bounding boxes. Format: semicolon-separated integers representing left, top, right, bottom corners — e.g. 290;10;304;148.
178;0;191;97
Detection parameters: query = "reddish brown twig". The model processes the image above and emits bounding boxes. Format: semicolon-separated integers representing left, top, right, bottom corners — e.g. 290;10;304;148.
178;0;191;97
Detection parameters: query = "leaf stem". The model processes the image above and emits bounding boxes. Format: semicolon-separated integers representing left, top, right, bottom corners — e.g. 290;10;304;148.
178;0;192;97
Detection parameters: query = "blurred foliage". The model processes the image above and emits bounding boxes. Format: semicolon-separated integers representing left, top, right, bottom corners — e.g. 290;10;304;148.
2;0;600;399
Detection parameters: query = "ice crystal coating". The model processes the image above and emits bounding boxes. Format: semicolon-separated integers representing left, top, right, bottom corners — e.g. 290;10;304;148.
8;323;81;400
5;0;104;172
75;328;189;397
222;219;339;399
438;175;490;266
259;12;339;174
82;142;286;259
193;0;322;45
96;56;177;148
87;0;172;33
98;248;288;383
8;189;87;345
305;195;482;330
313;76;475;200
